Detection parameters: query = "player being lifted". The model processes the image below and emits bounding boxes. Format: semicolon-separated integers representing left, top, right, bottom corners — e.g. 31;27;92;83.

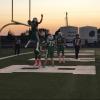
56;31;65;63
25;14;43;67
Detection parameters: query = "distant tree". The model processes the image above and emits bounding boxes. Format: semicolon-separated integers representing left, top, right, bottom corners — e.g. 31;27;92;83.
97;28;100;34
8;30;13;36
7;30;15;41
21;32;26;37
55;28;60;36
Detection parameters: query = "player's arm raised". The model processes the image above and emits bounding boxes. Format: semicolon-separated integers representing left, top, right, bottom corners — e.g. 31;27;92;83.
38;14;43;24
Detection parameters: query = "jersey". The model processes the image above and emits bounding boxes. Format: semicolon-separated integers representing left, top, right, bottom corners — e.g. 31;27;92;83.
29;20;39;41
47;35;55;58
73;38;81;46
31;21;38;31
56;35;64;46
47;35;54;47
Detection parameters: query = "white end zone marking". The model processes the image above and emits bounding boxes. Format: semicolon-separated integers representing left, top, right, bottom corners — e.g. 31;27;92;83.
55;50;95;53
53;52;95;56
29;58;95;62
0;65;96;75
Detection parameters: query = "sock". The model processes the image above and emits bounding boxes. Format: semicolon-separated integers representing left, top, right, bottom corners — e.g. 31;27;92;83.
38;59;42;67
51;59;54;66
62;56;65;63
59;55;61;63
34;59;37;66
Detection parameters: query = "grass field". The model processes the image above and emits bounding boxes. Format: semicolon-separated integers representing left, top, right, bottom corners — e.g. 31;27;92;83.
0;48;100;100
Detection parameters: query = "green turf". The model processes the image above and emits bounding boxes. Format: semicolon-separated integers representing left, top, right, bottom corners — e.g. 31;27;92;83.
0;73;99;100
0;48;33;57
0;48;99;100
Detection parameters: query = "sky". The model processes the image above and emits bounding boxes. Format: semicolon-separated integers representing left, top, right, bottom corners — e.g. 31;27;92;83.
0;0;100;35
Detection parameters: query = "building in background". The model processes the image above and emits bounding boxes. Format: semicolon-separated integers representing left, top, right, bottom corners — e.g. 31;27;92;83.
60;26;78;47
79;26;97;46
97;29;100;43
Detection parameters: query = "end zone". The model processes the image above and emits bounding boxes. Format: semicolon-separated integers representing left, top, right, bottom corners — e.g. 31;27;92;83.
0;65;96;75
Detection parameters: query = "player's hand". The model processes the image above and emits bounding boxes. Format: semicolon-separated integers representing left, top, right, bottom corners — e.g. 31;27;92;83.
41;14;43;18
25;45;27;48
28;20;31;25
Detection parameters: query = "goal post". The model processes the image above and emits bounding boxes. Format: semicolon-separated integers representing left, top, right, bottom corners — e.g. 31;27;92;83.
11;0;31;25
0;0;31;32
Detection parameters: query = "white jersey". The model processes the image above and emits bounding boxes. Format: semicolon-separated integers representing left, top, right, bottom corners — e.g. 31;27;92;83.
74;38;81;46
47;35;54;46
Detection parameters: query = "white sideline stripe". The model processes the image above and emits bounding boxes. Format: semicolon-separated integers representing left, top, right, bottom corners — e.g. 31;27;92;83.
0;65;96;75
29;58;95;62
0;52;33;60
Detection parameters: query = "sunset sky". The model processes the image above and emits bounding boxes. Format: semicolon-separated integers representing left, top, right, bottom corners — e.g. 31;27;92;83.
0;0;100;35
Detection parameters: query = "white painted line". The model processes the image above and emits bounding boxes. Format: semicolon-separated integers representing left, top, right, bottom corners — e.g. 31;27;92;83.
73;66;96;75
29;58;95;62
0;50;95;61
0;65;96;75
55;50;95;53
56;53;94;56
66;58;95;62
0;52;33;60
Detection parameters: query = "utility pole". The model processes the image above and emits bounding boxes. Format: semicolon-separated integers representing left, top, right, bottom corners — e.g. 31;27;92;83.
29;0;31;20
12;0;14;22
66;12;68;27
